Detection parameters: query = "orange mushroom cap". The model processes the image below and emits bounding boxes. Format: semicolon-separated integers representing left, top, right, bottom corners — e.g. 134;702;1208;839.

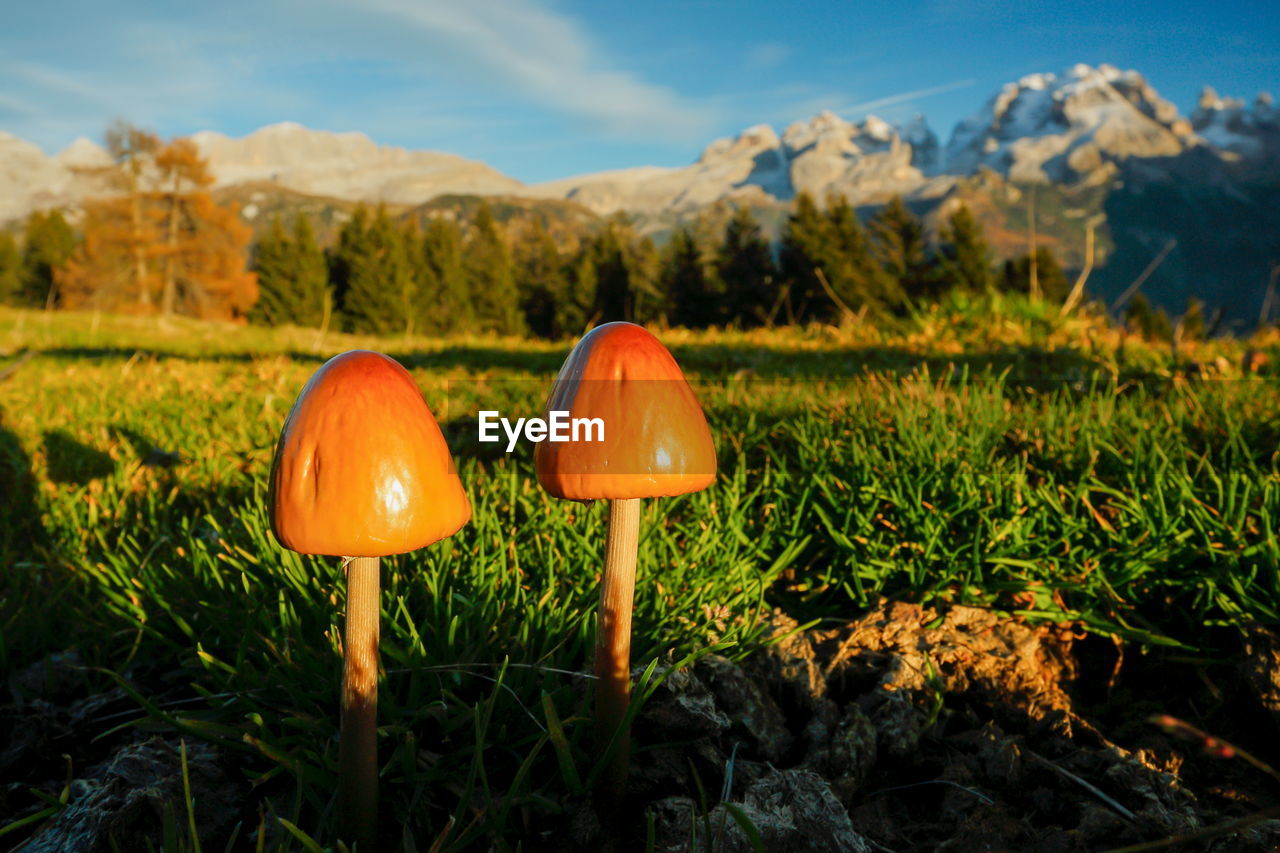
269;350;470;557
535;322;716;501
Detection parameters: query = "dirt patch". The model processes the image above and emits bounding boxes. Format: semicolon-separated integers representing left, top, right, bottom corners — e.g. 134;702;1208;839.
620;603;1280;853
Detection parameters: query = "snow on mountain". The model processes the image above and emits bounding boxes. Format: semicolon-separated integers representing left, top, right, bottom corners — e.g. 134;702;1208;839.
191;122;522;204
945;64;1195;185
529;110;942;215
1190;87;1280;160
3;65;1279;227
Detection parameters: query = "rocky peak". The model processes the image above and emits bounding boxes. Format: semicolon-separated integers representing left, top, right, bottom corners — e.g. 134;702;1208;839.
946;63;1192;184
1190;85;1280;160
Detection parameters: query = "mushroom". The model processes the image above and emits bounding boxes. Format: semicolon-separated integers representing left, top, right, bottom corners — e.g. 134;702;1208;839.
269;350;470;849
535;322;716;812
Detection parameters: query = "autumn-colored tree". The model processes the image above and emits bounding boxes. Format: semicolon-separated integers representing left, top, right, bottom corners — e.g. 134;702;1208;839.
60;123;256;318
104;121;162;309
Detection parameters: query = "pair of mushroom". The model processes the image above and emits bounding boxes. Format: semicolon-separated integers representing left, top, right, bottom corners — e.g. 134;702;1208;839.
269;323;715;848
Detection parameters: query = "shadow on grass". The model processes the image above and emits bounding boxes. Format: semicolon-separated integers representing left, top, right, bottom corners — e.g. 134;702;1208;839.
42;430;116;484
32;341;1116;382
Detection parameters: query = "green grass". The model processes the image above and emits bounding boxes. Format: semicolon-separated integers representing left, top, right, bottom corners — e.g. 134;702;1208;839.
0;299;1277;849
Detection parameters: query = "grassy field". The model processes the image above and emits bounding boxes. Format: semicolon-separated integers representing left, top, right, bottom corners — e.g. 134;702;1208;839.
1;299;1278;850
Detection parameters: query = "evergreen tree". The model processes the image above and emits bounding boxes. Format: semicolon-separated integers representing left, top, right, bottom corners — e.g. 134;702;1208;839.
826;195;902;315
341;207;415;335
251;215;329;327
1002;247;1069;303
778;191;830;322
20;210;76;308
716;205;777;326
417;216;469;334
869;196;935;305
0;232;22;304
589;217;634;323
936;204;992;294
513;220;567;338
1124;293;1173;341
329;206;371;324
558;249;598;337
663;224;717;328
465;202;523;335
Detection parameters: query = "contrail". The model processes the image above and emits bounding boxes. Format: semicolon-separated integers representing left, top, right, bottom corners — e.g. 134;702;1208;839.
837;78;978;115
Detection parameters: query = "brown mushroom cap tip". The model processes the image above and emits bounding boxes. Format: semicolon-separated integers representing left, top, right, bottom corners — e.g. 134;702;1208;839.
535;322;716;501
269;350;470;557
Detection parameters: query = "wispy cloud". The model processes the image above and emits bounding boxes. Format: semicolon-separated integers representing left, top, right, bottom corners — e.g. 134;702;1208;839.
339;0;714;138
836;78;978;116
746;42;791;70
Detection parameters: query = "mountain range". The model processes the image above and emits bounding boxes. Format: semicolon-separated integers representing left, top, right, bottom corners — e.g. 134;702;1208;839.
3;63;1278;326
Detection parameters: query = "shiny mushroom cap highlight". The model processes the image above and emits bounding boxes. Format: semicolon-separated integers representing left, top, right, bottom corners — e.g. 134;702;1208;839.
269;350;470;556
535;322;716;501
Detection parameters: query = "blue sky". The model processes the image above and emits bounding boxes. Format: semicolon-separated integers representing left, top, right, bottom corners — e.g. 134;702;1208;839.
2;0;1276;183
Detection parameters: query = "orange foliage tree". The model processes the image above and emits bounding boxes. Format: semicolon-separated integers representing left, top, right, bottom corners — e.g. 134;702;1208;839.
58;122;257;320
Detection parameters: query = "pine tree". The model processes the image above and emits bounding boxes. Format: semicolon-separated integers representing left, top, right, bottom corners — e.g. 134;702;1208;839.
251;215;330;327
869;196;935;305
1002;247;1069;303
329;206;370;325
465;202;523;335
716;205;776;326
936;204;992;294
342;207;415;335
778;191;830;322
826;195;902;315
418;216;469;334
19;210;76;308
513;220;568;339
589;217;633;323
1125;293;1173;341
559;250;597;337
663;224;717;328
0;232;19;304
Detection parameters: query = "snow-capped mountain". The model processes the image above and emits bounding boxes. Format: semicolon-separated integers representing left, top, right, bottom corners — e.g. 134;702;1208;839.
943;64;1196;185
2;64;1277;226
1190;87;1280;164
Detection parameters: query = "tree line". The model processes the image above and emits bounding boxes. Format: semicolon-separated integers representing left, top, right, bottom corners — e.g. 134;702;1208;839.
239;192;1080;339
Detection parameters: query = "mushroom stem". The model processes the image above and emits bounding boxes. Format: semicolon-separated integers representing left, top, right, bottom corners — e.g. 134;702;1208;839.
594;497;641;810
340;556;380;849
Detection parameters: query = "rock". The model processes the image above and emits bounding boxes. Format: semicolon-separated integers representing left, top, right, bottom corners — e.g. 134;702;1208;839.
1241;625;1280;726
712;769;873;853
695;655;792;763
16;737;242;853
